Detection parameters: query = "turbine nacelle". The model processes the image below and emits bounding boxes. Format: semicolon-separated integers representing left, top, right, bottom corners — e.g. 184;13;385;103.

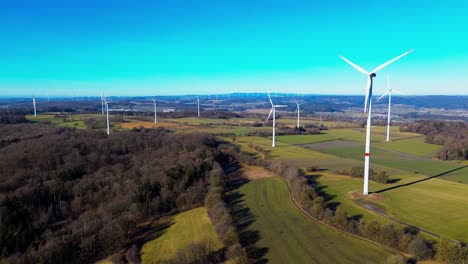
340;50;413;116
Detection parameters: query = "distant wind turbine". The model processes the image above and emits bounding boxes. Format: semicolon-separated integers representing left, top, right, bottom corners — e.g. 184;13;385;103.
340;50;413;195
32;96;37;116
104;99;110;135
151;98;158;123
376;75;406;142
295;100;302;129
197;96;200;117
266;93;287;147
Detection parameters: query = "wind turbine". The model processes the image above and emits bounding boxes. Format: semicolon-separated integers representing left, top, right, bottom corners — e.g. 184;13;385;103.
151;98;158;123
376;75;405;142
104;99;110;135
266;93;287;147
197;96;200;117
32;96;37;116
340;50;412;195
294;100;302;129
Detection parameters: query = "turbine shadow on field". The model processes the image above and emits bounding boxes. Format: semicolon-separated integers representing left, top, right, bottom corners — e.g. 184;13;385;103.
225;165;269;264
375;165;468;194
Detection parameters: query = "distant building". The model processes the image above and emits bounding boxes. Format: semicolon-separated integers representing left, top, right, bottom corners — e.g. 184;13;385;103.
163;108;176;113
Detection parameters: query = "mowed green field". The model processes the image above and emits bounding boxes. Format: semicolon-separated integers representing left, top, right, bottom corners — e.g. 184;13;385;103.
140;207;222;264
26;114;87;128
307;140;459;177
235;178;393;263
318;173;468;241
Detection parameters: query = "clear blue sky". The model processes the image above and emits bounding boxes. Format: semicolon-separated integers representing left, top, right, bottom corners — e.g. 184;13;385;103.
1;0;467;97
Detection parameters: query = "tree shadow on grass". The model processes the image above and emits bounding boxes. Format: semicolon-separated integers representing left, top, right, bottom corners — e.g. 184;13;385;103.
374;165;468;194
225;168;269;264
125;217;175;263
305;174;341;210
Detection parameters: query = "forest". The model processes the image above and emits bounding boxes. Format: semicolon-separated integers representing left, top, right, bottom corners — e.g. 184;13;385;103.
0;124;236;263
400;120;468;160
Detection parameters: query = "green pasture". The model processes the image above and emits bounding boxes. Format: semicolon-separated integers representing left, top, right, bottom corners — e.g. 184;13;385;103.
306;140;459;177
317;173;468;241
373;138;441;158
26;114;87;128
233;177;393;263
140;207;222;264
236;136;333;160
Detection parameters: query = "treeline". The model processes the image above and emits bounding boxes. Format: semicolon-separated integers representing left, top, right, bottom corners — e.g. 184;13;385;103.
0;124;229;263
335;166;389;184
400;120;468;160
0;110;28;124
248;124;326;137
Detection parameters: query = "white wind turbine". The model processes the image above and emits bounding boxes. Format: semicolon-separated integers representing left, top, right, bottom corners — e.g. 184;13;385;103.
151;98;158;123
376;75;406;142
104;99;110;135
266;93;287;147
32;96;37;116
340;50;413;195
295;100;302;129
197;96;200;117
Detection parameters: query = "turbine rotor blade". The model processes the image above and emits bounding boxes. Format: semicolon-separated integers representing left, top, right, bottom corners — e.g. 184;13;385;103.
274;105;288;108
372;49;414;73
266;108;273;121
392;89;406;95
268;93;273;106
376;91;389;102
339;55;369;75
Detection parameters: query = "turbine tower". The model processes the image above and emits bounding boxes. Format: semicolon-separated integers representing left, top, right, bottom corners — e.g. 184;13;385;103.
32;96;37;116
266;93;287;147
104;100;110;136
197;97;200;117
340;50;412;195
295;100;302;129
376;75;406;142
151;98;158;123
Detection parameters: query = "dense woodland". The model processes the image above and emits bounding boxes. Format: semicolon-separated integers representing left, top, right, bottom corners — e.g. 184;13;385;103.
400;120;468;160
0;124;240;263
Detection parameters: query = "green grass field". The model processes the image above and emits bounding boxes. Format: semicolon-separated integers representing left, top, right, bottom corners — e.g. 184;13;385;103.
318;173;468;241
140;207;222;264
306;140;459;177
27;114;87;129
234;178;393;263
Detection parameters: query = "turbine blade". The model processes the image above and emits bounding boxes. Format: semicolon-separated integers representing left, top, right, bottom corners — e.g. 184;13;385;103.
392;89;406;95
376;91;389;102
266;108;273;121
268;93;273;106
339;55;369;75
275;105;288;108
372;49;414;73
